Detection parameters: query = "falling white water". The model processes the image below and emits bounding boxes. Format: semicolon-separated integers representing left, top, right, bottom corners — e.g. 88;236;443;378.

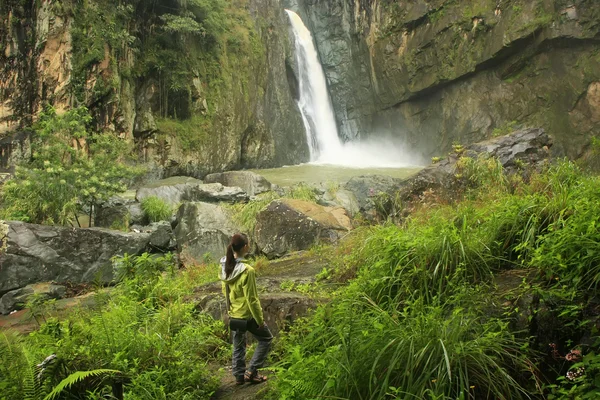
286;9;342;161
286;9;423;168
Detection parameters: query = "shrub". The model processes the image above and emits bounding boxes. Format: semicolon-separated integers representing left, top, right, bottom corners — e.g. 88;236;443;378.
0;106;138;226
227;191;279;232
140;196;172;222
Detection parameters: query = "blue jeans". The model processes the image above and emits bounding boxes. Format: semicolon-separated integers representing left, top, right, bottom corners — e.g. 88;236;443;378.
231;319;273;378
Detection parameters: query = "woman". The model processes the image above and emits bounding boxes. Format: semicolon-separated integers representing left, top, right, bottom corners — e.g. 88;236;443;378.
220;233;272;385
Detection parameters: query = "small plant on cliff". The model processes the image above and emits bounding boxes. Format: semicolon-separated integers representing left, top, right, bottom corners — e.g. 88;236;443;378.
141;196;172;223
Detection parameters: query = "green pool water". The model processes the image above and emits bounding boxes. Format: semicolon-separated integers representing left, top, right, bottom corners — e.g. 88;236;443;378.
251;164;423;186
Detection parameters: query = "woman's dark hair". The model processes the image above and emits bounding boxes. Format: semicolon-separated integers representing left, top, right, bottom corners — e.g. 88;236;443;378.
225;233;249;278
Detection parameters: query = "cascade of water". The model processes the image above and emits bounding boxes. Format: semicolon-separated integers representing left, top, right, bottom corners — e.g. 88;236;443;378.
285;9;342;162
285;9;423;168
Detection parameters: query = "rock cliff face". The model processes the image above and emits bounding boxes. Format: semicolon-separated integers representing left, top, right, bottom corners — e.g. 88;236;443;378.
292;0;600;159
0;0;308;174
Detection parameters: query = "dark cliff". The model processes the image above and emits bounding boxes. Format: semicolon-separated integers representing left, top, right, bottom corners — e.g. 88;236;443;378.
293;0;600;159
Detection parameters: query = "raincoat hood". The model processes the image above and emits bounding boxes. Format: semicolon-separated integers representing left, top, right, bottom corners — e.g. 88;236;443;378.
219;256;247;282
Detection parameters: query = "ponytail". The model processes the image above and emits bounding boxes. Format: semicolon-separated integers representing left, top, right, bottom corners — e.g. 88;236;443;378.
225;233;249;278
225;244;236;278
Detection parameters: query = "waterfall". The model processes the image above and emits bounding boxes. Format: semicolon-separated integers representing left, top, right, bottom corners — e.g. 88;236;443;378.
285;9;342;162
285;10;423;168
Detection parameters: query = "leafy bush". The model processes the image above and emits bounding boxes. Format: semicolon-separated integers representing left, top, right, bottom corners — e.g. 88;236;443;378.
140;196;173;223
0;106;138;226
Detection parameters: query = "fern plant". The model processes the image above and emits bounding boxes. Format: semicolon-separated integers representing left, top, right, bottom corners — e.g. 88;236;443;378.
43;369;122;400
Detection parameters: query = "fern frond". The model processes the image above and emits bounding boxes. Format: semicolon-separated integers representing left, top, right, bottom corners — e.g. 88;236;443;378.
288;378;320;396
23;352;44;400
43;369;121;400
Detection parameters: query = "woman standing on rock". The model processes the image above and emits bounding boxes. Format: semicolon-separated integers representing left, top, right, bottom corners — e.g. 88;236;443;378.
220;233;272;385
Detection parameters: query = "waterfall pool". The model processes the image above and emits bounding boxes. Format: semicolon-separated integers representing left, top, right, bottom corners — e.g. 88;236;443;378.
251;164;423;187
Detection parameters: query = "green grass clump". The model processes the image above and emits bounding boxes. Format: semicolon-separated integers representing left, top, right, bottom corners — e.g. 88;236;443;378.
227;191;280;233
141;196;172;222
286;183;318;203
276;292;530;400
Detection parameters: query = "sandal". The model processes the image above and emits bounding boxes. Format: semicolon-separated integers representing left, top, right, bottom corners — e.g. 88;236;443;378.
244;370;268;384
235;375;245;385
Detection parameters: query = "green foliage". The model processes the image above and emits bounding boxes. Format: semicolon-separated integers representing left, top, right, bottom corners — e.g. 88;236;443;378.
0;331;28;398
0;106;138;226
140;196;172;222
114;252;176;303
372;191;403;222
1;253;227;399
457;154;508;189
548;339;600;399
526;163;600;290
274;159;600;399
227;191;280;233
44;369;122;400
156;116;210;154
492;120;519;137
276;290;531;400
286;183;319;203
26;294;57;327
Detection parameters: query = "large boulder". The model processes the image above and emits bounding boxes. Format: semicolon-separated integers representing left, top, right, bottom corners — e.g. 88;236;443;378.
254;199;351;259
203;171;272;197
0;283;67;315
397;128;553;202
343;175;406;219
0;220;174;296
173;202;240;264
136;177;248;206
95;195;144;229
466;127;552;171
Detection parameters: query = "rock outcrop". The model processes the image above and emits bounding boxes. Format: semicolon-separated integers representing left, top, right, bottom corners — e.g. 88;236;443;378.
399;127;553;200
203;171;272;197
292;0;600;159
0;220;174;296
254;199;351;258
343;175;407;219
136;177;248;206
0;282;67;315
95;195;144;229
173;202;240;264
